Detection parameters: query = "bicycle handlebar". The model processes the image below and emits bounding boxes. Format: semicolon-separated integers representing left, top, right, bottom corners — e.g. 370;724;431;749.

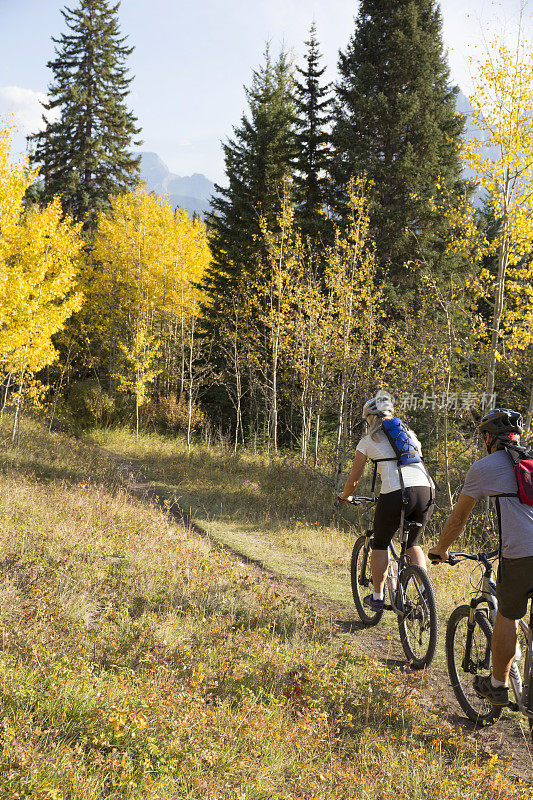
338;495;376;505
429;549;499;566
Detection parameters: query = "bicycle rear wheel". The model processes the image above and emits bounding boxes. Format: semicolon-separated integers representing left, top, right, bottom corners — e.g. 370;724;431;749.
527;650;533;744
350;535;383;626
527;675;533;743
445;604;502;725
397;565;438;669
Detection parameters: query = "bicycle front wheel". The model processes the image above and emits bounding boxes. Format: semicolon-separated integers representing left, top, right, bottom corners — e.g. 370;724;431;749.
445;604;502;725
527;648;533;741
397;565;438;669
528;684;533;744
350;535;383;626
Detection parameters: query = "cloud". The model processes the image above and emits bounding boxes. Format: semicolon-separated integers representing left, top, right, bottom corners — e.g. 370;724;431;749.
0;86;58;134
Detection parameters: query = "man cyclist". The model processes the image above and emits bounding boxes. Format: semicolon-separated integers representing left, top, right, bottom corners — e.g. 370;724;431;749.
429;408;533;706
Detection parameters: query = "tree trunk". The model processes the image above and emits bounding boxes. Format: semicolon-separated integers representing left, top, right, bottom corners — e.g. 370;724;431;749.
49;343;73;432
12;382;24;445
271;329;279;454
186;313;196;453
0;374;12;423
485;223;510;402
524;378;533;439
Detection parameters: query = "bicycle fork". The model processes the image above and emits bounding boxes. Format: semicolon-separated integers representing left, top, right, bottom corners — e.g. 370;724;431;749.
461;607;491;674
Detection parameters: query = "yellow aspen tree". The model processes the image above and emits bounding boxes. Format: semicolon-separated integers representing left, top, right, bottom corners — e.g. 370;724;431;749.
216;293;252;451
324;177;394;481
460;35;533;403
0;124;83;437
502;257;533;433
256;177;394;467
116;323;160;441
90;186;210;434
289;251;330;463
259;180;303;453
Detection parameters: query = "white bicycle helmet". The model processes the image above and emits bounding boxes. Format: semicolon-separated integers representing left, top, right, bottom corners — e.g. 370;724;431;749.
362;392;394;422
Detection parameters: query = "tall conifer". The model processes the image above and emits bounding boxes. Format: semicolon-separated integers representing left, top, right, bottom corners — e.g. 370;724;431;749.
30;0;141;227
331;0;465;282
204;47;295;315
293;23;332;241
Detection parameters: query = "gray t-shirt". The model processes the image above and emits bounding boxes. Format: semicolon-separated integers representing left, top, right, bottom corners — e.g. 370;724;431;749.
462;450;533;559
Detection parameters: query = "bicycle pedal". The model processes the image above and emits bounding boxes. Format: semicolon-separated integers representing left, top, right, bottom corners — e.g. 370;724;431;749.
507;701;519;712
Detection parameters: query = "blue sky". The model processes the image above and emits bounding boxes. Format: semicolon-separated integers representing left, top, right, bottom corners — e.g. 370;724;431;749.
0;0;530;182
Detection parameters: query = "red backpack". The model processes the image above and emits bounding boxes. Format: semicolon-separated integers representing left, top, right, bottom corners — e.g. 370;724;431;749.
504;444;533;506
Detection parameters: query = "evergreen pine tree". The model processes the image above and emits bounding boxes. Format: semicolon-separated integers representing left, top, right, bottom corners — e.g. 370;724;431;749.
331;0;465;283
293;23;332;241
204;46;295;315
29;0;141;227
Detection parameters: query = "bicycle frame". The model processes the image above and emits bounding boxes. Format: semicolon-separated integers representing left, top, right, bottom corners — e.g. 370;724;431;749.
362;518;427;619
459;553;533;720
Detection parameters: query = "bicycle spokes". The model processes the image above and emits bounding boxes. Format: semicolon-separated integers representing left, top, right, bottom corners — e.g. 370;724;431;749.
397;566;438;669
445;605;502;725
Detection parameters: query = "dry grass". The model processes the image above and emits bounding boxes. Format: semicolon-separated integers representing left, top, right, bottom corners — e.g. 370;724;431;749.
0;418;530;798
92;428;486;624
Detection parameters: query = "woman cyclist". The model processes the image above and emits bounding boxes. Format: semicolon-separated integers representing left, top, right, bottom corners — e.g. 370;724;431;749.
338;393;435;611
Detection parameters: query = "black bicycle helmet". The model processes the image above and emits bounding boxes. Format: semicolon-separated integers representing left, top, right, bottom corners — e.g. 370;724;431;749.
479;408;523;437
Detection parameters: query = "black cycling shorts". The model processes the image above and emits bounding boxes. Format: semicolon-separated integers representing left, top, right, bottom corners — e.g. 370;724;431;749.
496;556;533;620
371;486;434;551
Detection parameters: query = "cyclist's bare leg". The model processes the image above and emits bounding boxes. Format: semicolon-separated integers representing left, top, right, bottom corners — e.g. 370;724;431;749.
406;545;426;570
371;549;388;595
491;612;519;683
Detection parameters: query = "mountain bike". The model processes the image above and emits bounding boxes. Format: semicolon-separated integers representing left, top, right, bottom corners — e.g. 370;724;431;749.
347;495;438;669
437;549;533;741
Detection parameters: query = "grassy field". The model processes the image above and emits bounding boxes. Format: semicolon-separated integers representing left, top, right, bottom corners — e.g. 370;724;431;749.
91;428;484;625
92;427;533;738
0;418;530;798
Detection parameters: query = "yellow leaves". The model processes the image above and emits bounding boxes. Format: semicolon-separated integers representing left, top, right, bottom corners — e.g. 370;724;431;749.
0;124;39;243
116;324;161;407
0;123;83;379
250;176;393;406
430;37;533;377
463;36;533;246
91;185;210;325
87;185;211;407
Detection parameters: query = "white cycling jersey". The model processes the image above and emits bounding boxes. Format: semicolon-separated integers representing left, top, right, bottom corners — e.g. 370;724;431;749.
356;430;432;495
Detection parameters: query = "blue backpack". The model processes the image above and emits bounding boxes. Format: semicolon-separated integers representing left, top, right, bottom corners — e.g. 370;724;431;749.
381;418;422;466
370;417;436;501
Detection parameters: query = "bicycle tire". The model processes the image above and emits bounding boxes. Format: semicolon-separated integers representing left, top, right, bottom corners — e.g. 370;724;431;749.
445;604;502;725
527;664;533;743
397;565;438;669
350;535;383;626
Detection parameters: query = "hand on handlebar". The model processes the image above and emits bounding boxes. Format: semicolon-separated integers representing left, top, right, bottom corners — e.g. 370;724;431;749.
428;547;449;565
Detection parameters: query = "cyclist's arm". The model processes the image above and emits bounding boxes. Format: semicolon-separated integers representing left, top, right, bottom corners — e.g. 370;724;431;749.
428;493;477;561
339;451;367;501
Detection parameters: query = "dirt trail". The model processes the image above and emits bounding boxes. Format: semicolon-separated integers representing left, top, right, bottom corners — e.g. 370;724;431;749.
103;450;533;781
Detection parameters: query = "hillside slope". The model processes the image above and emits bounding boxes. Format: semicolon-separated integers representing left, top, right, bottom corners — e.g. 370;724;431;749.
0;419;530;798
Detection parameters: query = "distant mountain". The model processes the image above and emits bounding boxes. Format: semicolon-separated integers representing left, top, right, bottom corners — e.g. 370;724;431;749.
139;152;215;218
139;91;488;217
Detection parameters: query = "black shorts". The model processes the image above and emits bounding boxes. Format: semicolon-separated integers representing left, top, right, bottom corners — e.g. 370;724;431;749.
496;557;533;620
371;486;434;551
